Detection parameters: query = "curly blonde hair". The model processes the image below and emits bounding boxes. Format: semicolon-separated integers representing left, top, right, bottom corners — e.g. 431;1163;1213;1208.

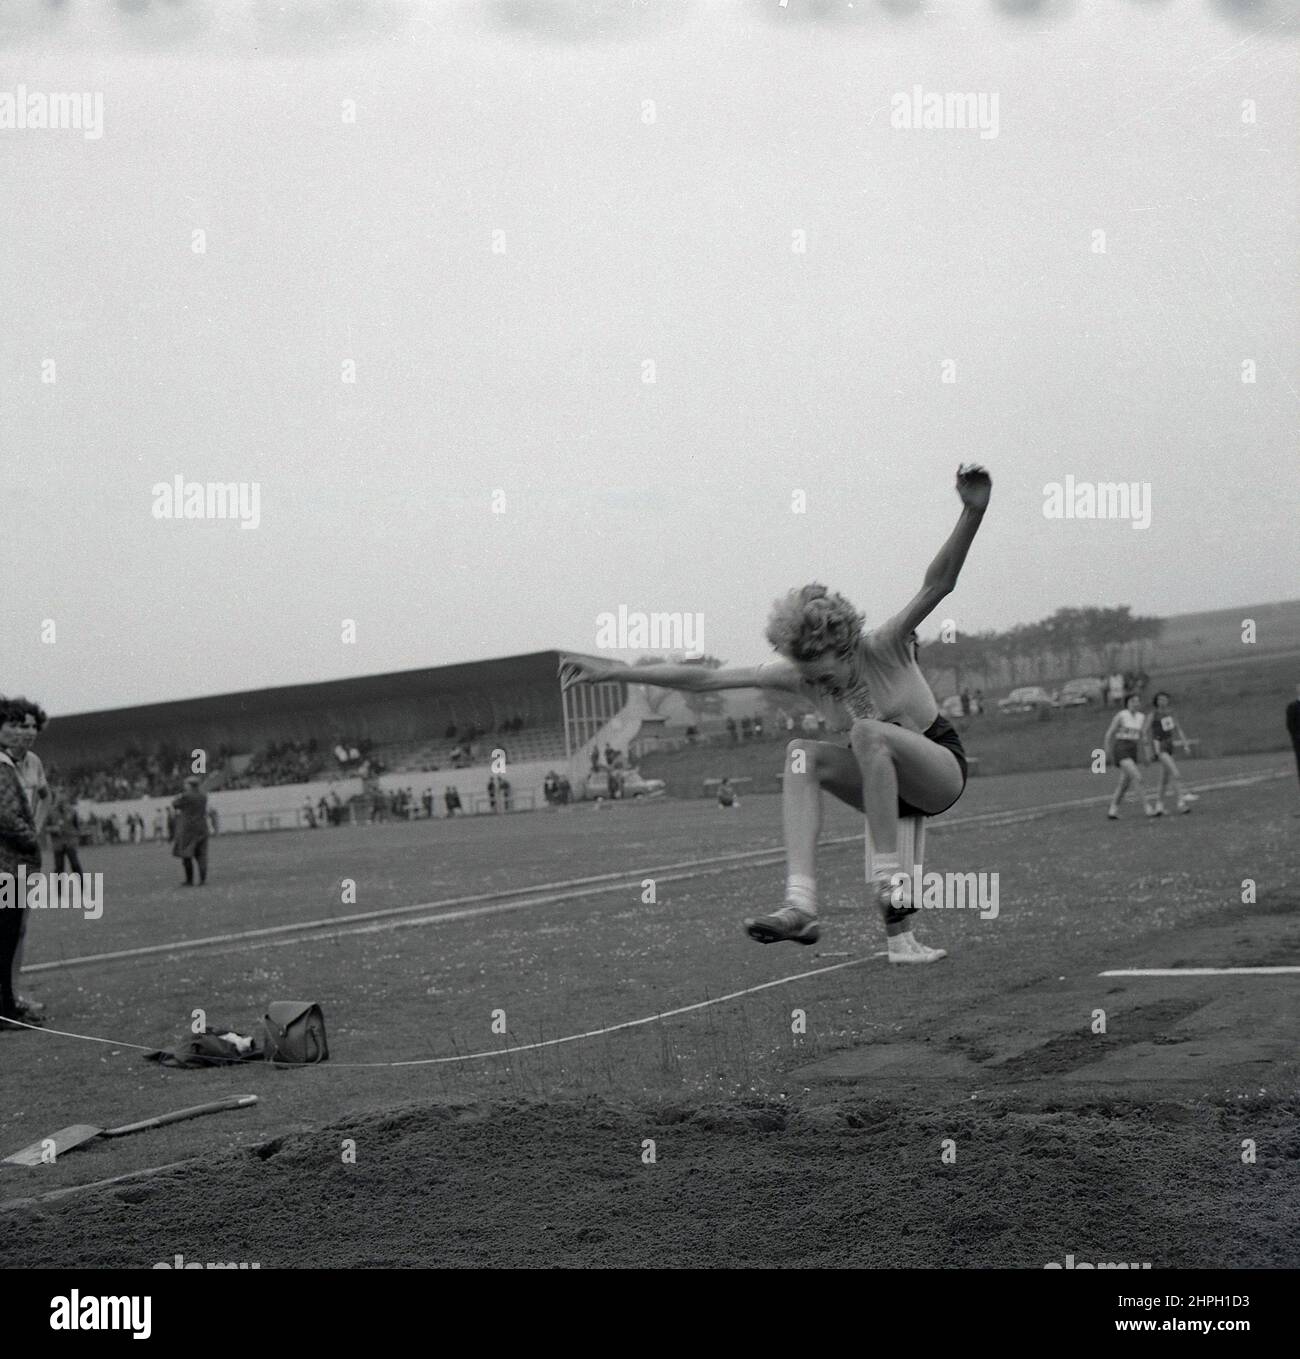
764;584;864;662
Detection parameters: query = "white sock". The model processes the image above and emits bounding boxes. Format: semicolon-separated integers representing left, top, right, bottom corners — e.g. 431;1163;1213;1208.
871;852;901;885
785;874;816;915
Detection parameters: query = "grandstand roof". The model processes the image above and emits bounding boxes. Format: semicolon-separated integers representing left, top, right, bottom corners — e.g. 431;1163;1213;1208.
38;651;571;765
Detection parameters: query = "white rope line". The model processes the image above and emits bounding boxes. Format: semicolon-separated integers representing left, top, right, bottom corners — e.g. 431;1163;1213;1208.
2;1018;153;1051
4;953;884;1067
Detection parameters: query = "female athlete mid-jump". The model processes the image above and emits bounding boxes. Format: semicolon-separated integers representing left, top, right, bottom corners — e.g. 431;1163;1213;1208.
560;464;991;965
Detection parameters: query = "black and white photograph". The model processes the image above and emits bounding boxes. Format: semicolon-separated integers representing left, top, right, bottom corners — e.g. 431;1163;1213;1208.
2;0;1297;1327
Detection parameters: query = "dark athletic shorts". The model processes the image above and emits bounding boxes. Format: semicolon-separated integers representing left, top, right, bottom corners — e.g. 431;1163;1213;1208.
1114;739;1141;764
843;713;968;819
1153;739;1176;758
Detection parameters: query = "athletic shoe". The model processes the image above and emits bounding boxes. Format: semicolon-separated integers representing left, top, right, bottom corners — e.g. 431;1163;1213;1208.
744;905;821;946
13;996;45;1022
887;932;948;965
1151;803;1165;817
1107;808;1119;820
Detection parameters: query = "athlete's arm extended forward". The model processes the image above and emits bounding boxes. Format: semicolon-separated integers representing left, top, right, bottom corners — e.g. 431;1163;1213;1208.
558;656;796;694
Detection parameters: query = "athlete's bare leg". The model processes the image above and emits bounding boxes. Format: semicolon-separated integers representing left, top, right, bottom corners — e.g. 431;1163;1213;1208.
748;727;960;950
1110;758;1151;817
1157;750;1190;810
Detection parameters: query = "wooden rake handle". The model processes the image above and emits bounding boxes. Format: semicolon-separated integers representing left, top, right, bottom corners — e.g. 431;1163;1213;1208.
106;1095;259;1138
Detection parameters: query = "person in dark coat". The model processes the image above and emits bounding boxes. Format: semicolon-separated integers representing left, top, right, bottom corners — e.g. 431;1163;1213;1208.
0;737;41;1025
172;776;210;886
46;790;83;875
1288;683;1300;792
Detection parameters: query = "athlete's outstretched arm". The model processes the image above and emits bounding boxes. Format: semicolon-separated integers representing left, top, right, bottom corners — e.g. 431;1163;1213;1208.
885;463;991;636
559;656;796;694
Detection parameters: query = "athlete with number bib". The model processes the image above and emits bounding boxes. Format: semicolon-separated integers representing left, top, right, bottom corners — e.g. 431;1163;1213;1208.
1144;691;1197;816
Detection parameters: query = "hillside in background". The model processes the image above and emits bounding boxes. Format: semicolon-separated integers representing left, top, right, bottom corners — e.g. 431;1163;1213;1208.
1146;600;1300;668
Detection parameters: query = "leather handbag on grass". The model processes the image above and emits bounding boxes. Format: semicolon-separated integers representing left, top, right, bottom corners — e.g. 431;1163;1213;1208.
262;1001;330;1063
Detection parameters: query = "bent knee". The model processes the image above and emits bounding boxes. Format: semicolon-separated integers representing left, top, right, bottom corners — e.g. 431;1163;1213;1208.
848;718;889;755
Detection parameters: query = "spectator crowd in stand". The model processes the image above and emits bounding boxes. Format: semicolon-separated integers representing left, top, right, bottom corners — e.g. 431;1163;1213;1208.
55;709;552;810
223;737;325;789
54;744;198;802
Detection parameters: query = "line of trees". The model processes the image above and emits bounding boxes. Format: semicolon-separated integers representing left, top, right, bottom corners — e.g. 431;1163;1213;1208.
626;606;1164;713
920;606;1165;695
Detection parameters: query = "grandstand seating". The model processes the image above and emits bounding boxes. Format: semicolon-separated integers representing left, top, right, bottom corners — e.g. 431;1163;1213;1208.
56;723;573;806
383;725;568;772
41;651;581;816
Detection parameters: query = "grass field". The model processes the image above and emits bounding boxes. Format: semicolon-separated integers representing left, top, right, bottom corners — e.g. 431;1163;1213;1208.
2;752;1297;1267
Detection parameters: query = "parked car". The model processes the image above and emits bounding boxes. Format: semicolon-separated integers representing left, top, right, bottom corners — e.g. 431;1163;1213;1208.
997;686;1057;714
585;768;667;800
1059;677;1105;707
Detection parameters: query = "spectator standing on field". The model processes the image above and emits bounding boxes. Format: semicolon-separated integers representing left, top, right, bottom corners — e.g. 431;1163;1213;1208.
0;695;47;1025
172;776;210;886
1287;684;1300;793
46;790;83;875
0;749;40;1026
0;697;50;1021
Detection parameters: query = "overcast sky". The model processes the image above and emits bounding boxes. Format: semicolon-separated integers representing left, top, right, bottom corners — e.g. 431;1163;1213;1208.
2;0;1297;716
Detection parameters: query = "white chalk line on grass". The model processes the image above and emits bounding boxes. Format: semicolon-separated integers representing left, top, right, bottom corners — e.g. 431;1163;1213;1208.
25;768;1285;974
1;952;888;1066
1100;966;1300;977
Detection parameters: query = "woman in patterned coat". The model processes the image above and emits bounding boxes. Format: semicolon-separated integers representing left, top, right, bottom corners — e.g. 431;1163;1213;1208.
0;700;42;1026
